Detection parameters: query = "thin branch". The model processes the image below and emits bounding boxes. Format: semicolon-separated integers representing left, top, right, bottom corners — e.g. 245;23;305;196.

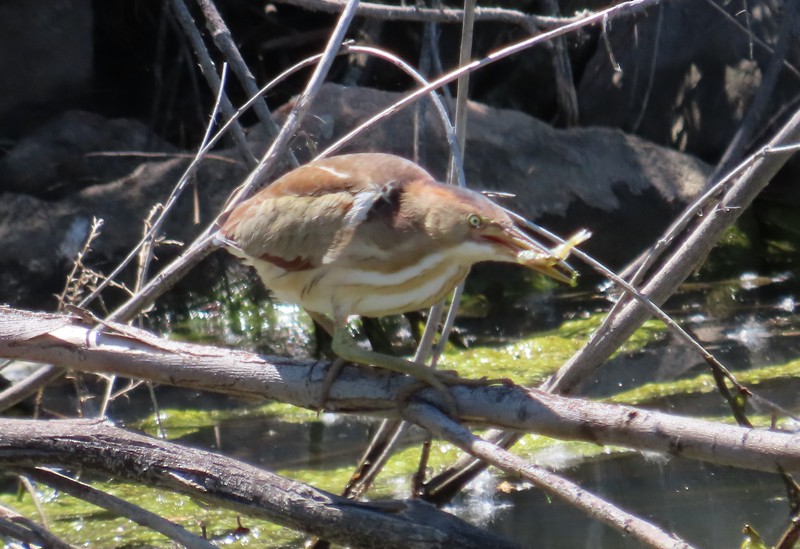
20;468;217;549
169;0;257;166
0;502;75;549
271;0;580;29
630;1;662;133
195;0;298;167
404;403;696;549
451;0;475;181
543;0;579;125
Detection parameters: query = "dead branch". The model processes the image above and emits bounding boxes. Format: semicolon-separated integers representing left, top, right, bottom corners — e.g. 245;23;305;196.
403;403;695;549
195;0;297;164
19;468;217;549
169;0;257;166
0;419;517;549
270;0;579;30
0;306;799;475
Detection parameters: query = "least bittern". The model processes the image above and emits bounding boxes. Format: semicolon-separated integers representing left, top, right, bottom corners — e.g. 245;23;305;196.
218;153;588;401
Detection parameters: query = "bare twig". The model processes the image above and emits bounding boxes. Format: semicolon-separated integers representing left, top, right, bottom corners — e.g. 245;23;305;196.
450;0;475;182
404;403;696;549
57;217;107;310
195;0;298;167
17;475;48;528
0;502;75;549
170;0;257;166
543;0;579;125
601;12;622;72
630;2;663;133
271;0;580;29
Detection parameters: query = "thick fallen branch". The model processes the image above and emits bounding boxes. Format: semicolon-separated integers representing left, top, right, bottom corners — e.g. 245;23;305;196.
0;418;517;549
0;306;799;474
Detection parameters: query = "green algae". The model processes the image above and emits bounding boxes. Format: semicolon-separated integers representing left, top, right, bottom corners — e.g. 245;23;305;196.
0;481;304;548
132;401;320;440
441;315;664;385
608;357;800;407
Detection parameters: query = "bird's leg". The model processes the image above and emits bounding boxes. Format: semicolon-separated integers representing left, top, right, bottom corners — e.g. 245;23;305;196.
308;311;345;412
329;323;493;413
320;309;505;412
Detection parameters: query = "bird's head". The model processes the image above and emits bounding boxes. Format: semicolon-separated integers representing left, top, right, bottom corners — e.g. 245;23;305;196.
404;180;586;285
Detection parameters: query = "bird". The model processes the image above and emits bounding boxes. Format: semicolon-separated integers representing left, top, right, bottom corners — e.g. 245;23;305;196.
217;152;588;403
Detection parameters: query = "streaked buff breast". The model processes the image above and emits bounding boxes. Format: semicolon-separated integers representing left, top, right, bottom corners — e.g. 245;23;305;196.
241;251;470;318
342;260;469;317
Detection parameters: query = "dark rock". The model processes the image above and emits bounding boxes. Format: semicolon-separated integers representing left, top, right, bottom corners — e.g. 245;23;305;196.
0;1;93;140
0;111;176;197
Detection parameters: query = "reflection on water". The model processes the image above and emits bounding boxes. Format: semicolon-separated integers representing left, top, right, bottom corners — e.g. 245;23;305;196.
489;455;788;548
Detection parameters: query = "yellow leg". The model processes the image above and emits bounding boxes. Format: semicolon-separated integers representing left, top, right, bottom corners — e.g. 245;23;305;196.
331;326;473;412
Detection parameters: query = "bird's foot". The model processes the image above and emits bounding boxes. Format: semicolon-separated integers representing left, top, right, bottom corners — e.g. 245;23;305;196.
397;370;510;415
440;372;514;387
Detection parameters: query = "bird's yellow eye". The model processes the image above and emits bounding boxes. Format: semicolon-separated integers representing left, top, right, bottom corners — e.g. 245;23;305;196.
467;214;482;228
